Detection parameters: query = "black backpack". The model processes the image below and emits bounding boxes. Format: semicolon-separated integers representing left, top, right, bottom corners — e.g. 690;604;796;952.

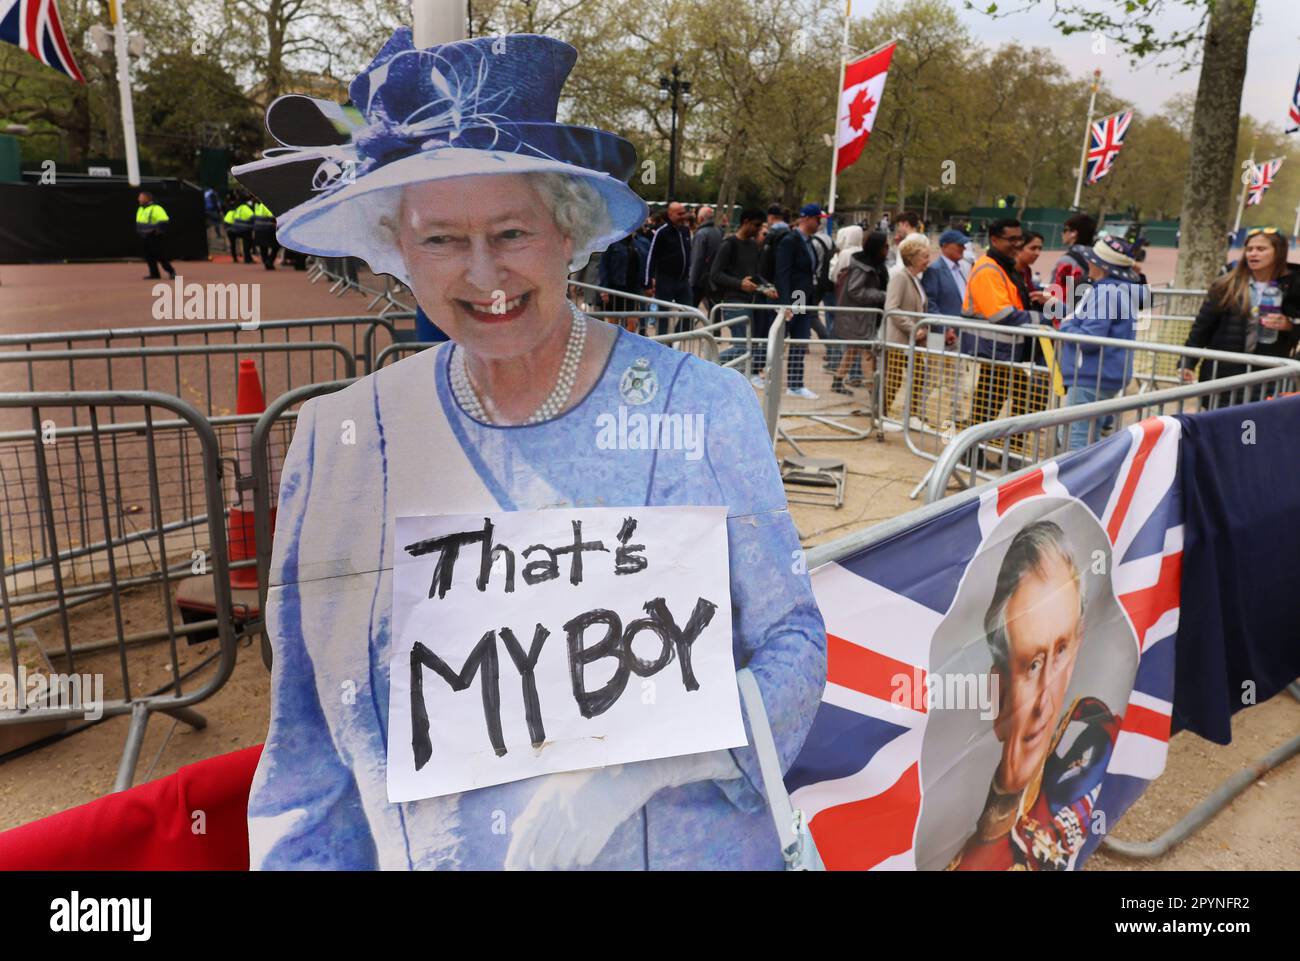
759;227;786;283
811;234;833;299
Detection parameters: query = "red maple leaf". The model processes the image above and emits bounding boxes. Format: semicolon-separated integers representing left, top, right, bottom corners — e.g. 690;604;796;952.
847;87;876;131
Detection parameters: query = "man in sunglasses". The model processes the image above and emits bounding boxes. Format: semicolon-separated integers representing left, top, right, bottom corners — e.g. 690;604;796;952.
961;218;1052;428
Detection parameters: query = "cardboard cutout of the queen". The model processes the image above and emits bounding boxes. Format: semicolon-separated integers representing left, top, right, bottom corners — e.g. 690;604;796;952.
235;28;825;870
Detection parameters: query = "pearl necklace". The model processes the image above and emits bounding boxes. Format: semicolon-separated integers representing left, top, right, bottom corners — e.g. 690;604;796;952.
450;301;588;425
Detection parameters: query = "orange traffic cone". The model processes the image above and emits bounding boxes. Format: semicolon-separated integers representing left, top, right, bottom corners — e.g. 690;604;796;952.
175;359;275;643
228;359;269;589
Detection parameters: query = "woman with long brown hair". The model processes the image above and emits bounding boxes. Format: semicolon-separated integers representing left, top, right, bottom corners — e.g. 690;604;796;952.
1180;229;1299;390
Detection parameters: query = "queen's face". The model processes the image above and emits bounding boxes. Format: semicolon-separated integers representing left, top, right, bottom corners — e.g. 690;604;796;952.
395;174;575;361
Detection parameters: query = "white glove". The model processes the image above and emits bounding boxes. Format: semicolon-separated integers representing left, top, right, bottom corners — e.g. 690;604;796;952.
504;751;741;870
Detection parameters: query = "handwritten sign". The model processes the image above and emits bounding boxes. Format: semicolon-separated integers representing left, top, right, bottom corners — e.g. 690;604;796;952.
386;506;745;801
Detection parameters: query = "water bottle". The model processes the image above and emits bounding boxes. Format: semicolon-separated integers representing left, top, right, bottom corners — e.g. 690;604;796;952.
1257;284;1281;346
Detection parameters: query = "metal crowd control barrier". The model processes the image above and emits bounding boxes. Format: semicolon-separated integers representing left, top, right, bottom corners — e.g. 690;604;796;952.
368;292;728;370
750;306;889;446
0;391;238;791
568;280;708;336
705;301;883;387
883;312;1300;497
1138;288;1208;376
375;342;441;369
0;343;357;425
376;335;725;373
706;301;760;373
921;366;1300;503
751;303;1298;495
248;380;356;668
309;257;415;316
1102;682;1300;860
1147;287;1209;320
0;313;405;382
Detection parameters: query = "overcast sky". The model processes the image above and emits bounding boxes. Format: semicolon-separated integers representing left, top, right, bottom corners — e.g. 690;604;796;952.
850;0;1299;126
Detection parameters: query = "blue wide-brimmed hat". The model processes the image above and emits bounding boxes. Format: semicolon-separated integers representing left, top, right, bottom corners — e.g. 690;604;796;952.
1079;234;1140;283
232;28;648;284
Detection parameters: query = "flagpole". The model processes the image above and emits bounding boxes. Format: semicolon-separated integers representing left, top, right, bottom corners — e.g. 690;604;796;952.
110;0;140;186
826;35;898;220
1072;69;1101;210
412;0;466;47
825;0;852;219
1233;139;1257;236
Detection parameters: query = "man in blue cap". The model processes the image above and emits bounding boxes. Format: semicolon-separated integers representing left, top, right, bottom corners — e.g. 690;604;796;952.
775;202;826;398
922;228;970;322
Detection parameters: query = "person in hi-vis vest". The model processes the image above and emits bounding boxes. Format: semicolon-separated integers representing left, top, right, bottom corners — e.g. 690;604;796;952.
224;195;250;263
252;199;280;270
136;192;175;280
232;194;256;263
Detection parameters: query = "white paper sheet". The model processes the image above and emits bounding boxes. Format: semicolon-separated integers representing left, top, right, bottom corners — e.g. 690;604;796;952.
386;506;744;801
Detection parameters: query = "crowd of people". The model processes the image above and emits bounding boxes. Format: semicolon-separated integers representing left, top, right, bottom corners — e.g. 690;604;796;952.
148;180;1298;462
572;202;1299;456
202;187;308;271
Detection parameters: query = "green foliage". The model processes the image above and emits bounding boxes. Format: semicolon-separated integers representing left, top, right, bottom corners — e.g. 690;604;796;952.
1;0;1281;226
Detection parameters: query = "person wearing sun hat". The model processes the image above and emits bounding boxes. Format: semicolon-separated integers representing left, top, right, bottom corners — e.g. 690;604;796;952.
1057;234;1143;450
238;28;825;872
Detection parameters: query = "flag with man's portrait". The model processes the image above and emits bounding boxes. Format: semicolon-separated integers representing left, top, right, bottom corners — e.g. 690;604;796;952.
787;417;1183;870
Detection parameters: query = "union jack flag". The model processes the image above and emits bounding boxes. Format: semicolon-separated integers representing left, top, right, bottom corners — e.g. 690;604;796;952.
787;417;1181;870
1085;109;1134;185
1286;67;1299;134
1246;157;1284;206
0;0;84;83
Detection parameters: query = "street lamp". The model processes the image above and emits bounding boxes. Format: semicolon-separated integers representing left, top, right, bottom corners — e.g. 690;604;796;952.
658;63;691;200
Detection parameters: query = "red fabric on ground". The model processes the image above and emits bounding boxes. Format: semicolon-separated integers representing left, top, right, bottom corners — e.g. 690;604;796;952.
0;744;262;870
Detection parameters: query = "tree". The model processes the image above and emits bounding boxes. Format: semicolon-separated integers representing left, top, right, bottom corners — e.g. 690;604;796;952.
133;52;266;178
969;0;1259;287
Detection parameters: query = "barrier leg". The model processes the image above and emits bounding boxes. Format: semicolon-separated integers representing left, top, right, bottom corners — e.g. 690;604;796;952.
909;468;932;501
159;705;208;731
1101;728;1300;860
113;702;151;793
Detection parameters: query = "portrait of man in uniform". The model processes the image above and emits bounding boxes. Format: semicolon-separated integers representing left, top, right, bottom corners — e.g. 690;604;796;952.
913;500;1139;872
946;519;1119;870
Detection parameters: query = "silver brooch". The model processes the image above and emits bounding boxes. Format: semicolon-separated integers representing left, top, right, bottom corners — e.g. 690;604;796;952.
619;357;658;405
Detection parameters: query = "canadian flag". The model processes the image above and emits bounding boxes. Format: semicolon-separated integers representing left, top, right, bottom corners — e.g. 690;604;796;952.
835;43;896;174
